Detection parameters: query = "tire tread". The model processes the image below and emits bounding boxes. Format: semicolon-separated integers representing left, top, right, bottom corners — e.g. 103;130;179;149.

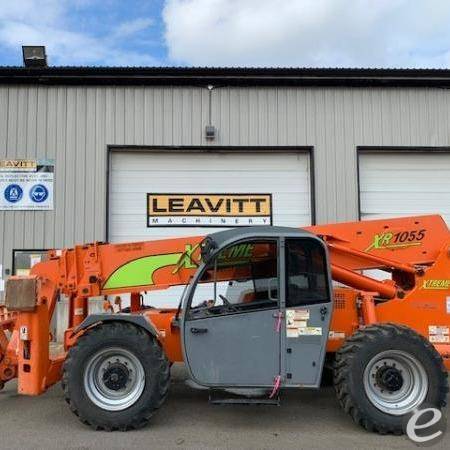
62;322;170;431
333;323;448;434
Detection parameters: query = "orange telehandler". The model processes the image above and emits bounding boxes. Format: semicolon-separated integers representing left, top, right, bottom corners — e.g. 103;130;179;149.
0;214;449;433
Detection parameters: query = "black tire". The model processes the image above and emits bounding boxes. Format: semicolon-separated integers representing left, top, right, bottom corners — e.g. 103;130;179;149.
334;323;448;434
62;322;170;431
320;353;335;387
320;367;334;387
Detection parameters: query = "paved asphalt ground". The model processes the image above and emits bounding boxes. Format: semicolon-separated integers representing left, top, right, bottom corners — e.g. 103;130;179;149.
0;364;448;450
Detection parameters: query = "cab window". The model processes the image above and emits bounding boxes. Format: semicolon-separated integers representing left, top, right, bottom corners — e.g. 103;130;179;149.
188;240;278;319
286;238;329;306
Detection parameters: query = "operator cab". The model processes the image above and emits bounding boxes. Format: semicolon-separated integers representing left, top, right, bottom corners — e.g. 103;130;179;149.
181;226;333;390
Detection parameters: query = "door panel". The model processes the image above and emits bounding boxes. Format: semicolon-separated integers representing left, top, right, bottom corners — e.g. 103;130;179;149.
283;238;333;387
359;152;450;225
285;305;330;386
185;309;279;386
182;238;281;387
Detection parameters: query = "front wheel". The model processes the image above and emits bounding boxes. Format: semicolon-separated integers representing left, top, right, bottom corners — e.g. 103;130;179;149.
334;323;448;434
62;322;170;431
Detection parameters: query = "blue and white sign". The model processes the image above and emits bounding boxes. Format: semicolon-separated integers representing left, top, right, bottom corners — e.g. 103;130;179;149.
0;159;54;210
4;184;23;203
29;184;49;203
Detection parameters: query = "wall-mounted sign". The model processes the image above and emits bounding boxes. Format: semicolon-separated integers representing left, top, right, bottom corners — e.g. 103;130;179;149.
0;159;37;171
147;193;272;227
0;159;54;210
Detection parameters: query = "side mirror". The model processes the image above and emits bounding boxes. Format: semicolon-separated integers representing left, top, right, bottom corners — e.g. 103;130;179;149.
200;237;217;262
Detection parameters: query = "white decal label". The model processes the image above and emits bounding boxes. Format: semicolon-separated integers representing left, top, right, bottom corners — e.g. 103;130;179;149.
295;309;310;320
298;327;322;336
286;308;314;338
429;325;450;343
287;328;298;338
329;331;346;340
429;325;449;335
19;326;28;340
430;335;450;343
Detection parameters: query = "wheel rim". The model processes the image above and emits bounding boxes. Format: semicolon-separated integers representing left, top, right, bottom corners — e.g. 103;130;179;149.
363;350;428;416
83;347;145;411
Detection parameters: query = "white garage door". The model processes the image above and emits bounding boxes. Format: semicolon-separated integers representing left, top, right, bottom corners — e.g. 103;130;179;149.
109;151;312;243
359;152;450;225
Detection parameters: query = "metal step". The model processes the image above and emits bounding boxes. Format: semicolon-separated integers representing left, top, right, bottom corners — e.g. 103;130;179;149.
209;390;280;405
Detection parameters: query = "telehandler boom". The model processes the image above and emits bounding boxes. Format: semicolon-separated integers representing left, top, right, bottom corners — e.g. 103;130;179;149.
1;214;449;433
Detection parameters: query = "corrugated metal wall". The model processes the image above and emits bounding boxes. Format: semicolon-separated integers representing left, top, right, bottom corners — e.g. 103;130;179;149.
1;84;450;274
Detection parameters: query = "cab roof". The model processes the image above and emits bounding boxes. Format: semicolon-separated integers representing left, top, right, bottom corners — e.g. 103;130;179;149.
206;226;315;249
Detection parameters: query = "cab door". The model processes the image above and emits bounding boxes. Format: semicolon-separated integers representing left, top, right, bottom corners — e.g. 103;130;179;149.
283;237;333;387
182;239;281;387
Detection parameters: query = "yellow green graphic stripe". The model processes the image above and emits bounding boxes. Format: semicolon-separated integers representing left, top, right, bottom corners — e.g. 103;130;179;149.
103;253;182;289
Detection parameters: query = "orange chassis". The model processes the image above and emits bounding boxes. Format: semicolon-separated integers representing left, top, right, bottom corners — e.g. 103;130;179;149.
1;215;450;396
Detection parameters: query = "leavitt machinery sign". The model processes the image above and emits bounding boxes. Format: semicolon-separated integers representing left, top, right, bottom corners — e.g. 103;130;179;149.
147;193;272;227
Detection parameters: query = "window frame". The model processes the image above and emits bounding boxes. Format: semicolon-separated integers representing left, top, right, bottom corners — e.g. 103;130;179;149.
285;237;331;307
186;237;280;320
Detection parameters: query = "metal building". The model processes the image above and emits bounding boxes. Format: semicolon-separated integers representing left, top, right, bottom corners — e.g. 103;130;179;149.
1;66;450;285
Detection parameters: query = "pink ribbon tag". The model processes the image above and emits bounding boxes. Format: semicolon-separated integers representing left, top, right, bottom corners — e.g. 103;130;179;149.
269;375;281;399
275;311;282;333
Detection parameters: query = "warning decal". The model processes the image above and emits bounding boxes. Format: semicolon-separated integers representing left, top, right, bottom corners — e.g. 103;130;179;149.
429;325;450;344
286;309;322;338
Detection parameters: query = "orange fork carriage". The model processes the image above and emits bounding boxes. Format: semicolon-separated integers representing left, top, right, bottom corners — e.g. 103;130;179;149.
1;214;450;396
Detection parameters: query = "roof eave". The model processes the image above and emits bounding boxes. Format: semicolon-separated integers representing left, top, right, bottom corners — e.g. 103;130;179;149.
1;67;450;87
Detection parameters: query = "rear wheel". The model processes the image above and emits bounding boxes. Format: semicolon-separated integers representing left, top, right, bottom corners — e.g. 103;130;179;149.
62;322;170;431
334;323;448;434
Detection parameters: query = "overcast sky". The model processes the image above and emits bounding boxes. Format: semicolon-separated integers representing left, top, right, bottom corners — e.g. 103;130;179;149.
1;0;450;68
